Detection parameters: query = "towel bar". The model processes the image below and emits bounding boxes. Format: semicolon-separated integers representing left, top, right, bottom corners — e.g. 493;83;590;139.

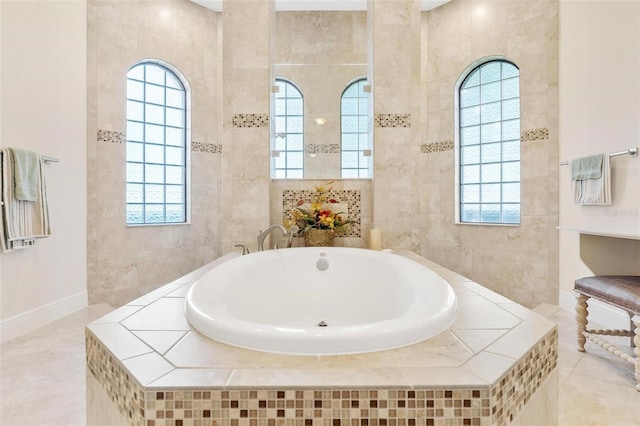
560;147;638;166
42;156;59;164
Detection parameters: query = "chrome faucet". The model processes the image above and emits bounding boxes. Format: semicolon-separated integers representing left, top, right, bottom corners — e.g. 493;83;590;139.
234;244;249;255
257;224;288;251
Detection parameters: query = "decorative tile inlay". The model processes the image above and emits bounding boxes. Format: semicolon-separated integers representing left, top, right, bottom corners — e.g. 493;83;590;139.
520;128;549;142
491;329;558;426
192;141;222;154
232;113;269;128
421;128;550;155
282;189;361;238
374;113;411;128
86;331;145;426
421;140;454;154
304;144;341;154
97;129;125;144
88;325;557;425
143;388;491;425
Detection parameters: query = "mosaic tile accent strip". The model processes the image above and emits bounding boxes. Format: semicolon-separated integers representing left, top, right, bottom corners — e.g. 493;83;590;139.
232;114;269;128
421;140;454;154
520;128;549;142
98;129;125;144
86;330;145;426
422;127;549;155
304;144;341;154
282;189;361;238
192;141;222;154
374;114;411;128
144;388;491;426
490;328;558;426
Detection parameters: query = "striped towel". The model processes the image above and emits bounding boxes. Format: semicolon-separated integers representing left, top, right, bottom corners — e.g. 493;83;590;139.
0;148;51;252
571;153;612;205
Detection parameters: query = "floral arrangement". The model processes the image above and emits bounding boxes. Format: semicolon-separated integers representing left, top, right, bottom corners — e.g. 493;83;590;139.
288;181;352;235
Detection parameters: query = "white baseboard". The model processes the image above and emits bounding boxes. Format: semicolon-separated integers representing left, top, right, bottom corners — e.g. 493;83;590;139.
559;290;631;330
0;291;88;344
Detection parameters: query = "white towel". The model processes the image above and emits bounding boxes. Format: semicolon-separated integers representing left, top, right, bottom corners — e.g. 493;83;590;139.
571;153;611;205
0;148;51;252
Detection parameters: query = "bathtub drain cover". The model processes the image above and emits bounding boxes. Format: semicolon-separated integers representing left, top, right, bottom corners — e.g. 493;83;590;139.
318;320;328;327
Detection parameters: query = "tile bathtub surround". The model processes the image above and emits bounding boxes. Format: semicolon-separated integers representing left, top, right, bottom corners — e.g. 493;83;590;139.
86;251;558;425
4;303;638;426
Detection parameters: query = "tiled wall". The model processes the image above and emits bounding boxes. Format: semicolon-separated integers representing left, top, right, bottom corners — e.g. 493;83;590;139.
370;0;423;253
219;0;272;255
87;0;560;310
274;11;368;179
419;0;559;308
87;0;222;307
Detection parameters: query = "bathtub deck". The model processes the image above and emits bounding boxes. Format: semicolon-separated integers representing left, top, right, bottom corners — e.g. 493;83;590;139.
86;250;558;425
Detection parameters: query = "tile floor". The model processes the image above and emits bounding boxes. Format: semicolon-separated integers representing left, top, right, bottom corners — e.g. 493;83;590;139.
1;303;639;425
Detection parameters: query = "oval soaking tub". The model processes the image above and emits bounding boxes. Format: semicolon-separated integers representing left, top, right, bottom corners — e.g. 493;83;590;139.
185;247;457;355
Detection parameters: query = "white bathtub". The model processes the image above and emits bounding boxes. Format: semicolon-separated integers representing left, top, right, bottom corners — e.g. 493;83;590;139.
185;247;457;355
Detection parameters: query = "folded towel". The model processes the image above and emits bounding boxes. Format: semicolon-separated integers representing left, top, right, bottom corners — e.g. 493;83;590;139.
10;148;39;201
571;153;603;180
0;148;51;252
571;153;611;205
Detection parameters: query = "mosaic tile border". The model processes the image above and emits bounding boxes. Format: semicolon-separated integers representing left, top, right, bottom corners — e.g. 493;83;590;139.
421;140;454;154
282;189;361;238
97;129;125;144
490;328;558;426
375;114;411;128
143;388;491;426
87;307;557;426
97;130;222;154
520;128;549;142
232;114;269;128
304;144;341;154
86;330;145;426
192;141;222;154
421;128;550;155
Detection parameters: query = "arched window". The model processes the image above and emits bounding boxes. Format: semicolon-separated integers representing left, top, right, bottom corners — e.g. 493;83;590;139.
341;78;370;178
273;78;304;178
125;61;189;224
457;59;520;224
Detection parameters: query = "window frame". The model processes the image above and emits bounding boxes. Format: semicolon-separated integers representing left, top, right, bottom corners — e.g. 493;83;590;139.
340;76;371;179
272;77;304;179
125;60;191;226
454;57;521;226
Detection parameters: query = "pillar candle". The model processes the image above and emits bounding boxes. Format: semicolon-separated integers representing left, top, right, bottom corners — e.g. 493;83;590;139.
369;228;382;250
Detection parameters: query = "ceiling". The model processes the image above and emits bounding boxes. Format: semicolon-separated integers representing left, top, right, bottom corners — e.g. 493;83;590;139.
191;0;451;12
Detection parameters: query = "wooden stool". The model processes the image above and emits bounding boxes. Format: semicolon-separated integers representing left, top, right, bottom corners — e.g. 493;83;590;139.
574;275;640;391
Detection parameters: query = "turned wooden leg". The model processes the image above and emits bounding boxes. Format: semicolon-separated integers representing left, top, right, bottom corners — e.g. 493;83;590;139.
576;293;589;352
633;314;639;392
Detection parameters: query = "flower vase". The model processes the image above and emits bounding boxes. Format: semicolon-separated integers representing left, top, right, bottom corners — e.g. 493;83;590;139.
303;229;335;247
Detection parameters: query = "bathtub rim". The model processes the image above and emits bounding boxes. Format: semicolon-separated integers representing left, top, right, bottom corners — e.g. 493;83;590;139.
185;247;458;356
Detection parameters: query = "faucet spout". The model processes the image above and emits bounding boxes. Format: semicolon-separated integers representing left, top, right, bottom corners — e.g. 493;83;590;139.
257;224;288;251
